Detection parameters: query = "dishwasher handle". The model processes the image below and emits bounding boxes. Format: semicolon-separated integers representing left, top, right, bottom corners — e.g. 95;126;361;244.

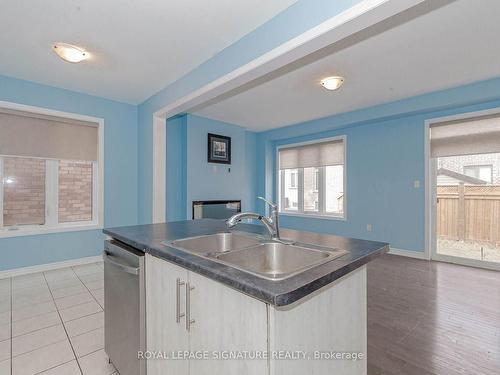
103;251;140;275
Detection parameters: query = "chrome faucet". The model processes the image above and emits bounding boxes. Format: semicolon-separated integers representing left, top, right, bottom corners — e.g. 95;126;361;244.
226;196;281;240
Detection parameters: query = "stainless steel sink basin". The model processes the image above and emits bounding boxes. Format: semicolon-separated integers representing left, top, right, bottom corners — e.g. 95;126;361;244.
214;242;347;280
167;232;260;255
166;232;347;281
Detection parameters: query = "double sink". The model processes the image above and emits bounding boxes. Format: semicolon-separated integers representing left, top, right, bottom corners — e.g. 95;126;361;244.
164;232;347;281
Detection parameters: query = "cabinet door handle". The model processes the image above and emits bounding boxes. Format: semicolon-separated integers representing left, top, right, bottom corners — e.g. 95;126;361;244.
185;282;195;332
176;278;186;323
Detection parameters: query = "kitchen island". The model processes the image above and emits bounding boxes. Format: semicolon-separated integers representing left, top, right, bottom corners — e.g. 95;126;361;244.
104;219;388;375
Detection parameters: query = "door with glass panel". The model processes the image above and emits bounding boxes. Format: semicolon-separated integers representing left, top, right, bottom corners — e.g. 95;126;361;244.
429;112;500;269
278;137;345;219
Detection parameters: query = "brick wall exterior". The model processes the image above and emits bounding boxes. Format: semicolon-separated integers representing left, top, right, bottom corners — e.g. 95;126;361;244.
438;153;500;184
3;157;45;226
2;158;93;226
58;161;93;223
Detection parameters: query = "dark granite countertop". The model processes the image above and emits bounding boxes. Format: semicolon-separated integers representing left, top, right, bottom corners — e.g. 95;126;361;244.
103;219;388;307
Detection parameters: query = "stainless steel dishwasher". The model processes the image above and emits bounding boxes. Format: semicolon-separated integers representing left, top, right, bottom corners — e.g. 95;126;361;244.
104;240;146;375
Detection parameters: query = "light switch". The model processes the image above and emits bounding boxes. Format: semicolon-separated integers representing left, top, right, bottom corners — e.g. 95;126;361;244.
367;224;373;232
414;180;420;189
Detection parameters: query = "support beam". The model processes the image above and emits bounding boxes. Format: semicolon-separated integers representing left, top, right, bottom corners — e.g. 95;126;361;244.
152;115;166;223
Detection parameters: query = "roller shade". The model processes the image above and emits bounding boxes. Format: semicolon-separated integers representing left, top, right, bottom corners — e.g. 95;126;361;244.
430;114;500;158
279;138;344;169
0;108;98;161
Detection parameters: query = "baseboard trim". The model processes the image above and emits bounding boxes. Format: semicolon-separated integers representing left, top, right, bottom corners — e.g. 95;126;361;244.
389;247;430;260
0;255;103;279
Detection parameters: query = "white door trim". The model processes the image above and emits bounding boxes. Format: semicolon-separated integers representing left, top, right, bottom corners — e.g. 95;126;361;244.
423;121;432;260
425;107;500;270
152;115;166;223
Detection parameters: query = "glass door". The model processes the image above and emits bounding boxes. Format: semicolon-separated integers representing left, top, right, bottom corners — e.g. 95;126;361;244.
429;112;500;270
433;153;500;266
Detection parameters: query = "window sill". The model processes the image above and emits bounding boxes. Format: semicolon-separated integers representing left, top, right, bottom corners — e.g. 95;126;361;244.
279;212;346;221
0;223;102;238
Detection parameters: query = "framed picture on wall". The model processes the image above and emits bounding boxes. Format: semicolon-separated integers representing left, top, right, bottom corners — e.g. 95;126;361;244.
207;133;231;164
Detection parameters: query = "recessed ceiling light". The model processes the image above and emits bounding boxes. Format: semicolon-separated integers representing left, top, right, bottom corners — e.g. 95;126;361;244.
52;43;89;63
320;76;344;91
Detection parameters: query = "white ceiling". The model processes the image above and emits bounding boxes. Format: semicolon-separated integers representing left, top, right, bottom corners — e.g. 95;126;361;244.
0;0;296;104
194;0;500;131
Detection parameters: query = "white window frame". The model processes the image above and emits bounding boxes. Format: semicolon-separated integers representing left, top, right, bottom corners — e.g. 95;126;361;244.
463;164;493;183
276;135;347;221
0;101;104;238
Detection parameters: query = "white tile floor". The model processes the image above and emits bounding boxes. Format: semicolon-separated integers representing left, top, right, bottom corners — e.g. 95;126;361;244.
0;262;117;375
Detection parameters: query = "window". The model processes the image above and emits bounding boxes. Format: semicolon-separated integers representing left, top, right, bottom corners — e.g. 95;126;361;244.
278;137;345;218
0;105;101;236
463;165;493;183
290;171;298;188
282;169;298;210
304;167;319;212
3;157;46;226
58;160;94;223
313;168;319;191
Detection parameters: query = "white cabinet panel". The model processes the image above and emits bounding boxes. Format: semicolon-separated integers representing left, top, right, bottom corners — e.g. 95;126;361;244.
146;254;367;375
269;266;367;375
188;271;268;375
146;254;190;375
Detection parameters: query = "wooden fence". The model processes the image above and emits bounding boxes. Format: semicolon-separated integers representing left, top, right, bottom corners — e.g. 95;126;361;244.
437;184;500;245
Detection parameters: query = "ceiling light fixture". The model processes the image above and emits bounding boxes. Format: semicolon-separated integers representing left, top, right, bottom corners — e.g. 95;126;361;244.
52;43;89;63
320;76;344;91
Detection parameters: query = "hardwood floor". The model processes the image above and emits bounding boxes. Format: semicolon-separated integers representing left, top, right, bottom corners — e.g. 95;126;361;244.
367;254;500;375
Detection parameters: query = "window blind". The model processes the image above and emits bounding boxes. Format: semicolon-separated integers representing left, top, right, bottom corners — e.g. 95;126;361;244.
430;114;500;158
0;108;98;161
279;139;344;169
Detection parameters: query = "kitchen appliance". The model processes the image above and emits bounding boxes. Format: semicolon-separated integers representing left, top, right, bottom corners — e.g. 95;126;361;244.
104;240;146;375
192;199;241;220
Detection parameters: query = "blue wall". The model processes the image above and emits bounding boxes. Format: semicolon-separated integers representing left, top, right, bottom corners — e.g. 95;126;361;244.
256;77;500;253
165;115;257;220
186;115;257;216
3;73;500;269
0;75;138;270
137;0;362;223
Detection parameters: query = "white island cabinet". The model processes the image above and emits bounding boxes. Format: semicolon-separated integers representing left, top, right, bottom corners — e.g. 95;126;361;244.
145;253;367;375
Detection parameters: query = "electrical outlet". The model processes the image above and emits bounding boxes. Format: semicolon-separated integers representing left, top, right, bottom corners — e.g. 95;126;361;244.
414;180;420;189
367;224;373;232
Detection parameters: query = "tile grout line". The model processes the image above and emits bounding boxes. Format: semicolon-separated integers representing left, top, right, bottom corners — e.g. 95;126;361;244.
71;264;110;372
8;266;104;372
10;298;56;324
11;320;61;339
33;358;76;375
55;297;97;312
10;314;100;358
69;324;103;341
11;338;69;360
62;309;103;325
42;271;84;375
71;265;104;311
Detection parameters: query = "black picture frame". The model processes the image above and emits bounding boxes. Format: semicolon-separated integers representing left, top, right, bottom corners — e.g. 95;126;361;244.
207;133;231;164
